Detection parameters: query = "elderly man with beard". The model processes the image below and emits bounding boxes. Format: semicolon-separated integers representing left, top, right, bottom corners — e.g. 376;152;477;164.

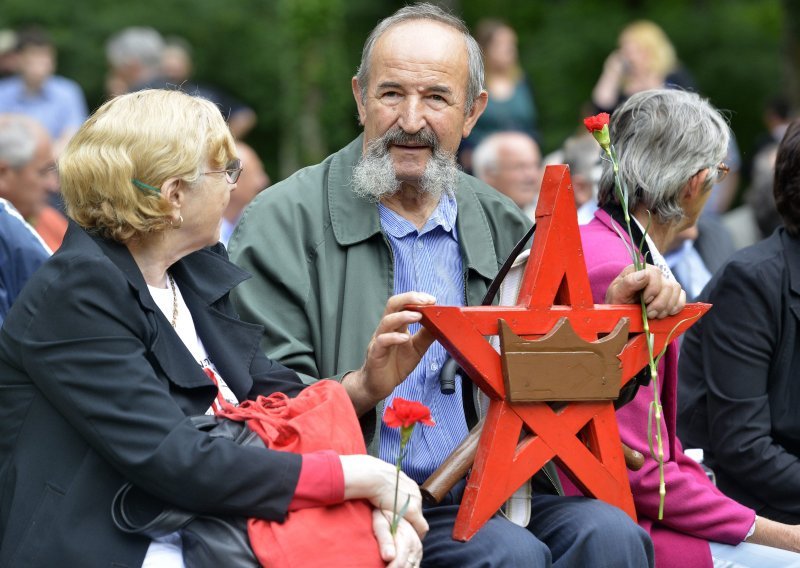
230;4;682;566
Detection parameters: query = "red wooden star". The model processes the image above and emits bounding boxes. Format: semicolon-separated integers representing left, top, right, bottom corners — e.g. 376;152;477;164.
410;165;708;541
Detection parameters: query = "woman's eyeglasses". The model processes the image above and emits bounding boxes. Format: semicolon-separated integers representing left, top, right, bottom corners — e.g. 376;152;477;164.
715;162;730;184
202;158;243;184
132;158;245;194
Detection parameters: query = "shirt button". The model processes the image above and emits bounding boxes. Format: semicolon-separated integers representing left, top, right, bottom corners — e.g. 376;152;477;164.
430;362;439;372
416;240;424;249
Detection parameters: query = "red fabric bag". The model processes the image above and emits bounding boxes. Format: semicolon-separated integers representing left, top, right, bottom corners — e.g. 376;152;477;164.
218;380;384;568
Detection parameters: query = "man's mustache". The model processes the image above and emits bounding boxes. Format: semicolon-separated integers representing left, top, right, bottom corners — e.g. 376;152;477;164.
373;128;440;153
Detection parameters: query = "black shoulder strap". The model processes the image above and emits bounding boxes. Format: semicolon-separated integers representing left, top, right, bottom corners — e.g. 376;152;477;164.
481;222;537;305
458;221;536;427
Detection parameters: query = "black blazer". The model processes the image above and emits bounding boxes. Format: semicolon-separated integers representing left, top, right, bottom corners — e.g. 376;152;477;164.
678;228;800;523
0;221;306;567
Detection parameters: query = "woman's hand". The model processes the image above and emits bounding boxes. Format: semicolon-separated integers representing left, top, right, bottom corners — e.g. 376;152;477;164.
605;264;686;319
592;50;627;109
343;292;436;415
340;454;428;539
373;509;424;568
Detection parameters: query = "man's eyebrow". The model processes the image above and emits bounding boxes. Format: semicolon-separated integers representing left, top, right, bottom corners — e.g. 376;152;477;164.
377;81;402;90
428;85;453;95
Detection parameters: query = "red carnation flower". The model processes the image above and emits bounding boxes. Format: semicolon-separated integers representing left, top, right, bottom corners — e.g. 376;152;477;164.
583;113;611;149
583;112;610;133
383;397;435;536
383;397;435;429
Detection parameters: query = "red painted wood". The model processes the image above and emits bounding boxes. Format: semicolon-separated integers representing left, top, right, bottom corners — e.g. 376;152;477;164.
408;165;707;540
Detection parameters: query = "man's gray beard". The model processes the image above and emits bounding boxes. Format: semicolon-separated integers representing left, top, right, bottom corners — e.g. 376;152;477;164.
351;134;459;202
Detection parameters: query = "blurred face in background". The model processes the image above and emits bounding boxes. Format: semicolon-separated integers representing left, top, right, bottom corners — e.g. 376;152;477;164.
486;25;518;72
161;45;192;84
225;142;268;222
619;34;649;76
0;129;55;220
19;45;55;91
485;133;542;210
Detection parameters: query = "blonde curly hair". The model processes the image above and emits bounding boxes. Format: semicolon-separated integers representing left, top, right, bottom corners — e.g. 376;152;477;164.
59;89;235;243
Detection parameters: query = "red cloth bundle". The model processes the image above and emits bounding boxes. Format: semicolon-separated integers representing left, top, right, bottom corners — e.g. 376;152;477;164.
218;380;384;567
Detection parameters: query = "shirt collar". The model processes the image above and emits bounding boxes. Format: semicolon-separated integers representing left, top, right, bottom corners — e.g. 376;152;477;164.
378;193;458;239
632;215;676;282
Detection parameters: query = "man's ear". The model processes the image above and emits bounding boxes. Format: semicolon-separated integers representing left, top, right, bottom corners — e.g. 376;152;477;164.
462;90;489;138
351;76;367;126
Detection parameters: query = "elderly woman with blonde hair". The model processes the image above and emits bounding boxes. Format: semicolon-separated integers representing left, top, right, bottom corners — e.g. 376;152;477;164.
0;89;428;568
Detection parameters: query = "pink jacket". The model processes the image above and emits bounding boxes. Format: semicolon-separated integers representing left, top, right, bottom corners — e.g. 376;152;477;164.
575;209;754;568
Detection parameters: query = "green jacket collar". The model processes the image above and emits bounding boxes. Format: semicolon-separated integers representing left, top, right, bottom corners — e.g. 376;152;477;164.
326;135;499;282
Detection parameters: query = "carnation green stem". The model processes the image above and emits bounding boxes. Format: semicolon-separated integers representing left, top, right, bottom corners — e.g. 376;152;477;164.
391;426;413;536
392;455;401;535
607;144;667;520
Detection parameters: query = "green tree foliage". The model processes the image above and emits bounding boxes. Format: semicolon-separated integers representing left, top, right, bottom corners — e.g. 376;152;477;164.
0;0;787;196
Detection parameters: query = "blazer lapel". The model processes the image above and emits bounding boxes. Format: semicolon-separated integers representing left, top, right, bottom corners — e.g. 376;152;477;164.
89;230;223;401
176;281;263;401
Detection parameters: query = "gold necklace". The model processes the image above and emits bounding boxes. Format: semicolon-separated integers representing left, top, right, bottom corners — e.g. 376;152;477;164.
167;273;178;328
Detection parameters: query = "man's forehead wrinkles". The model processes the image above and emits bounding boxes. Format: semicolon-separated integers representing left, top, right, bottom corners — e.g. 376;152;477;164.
375;80;453;94
372;63;462;92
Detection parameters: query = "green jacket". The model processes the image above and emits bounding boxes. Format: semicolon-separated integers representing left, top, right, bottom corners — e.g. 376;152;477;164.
230;135;542;465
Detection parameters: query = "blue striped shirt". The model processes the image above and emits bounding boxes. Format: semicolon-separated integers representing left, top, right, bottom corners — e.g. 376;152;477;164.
377;195;469;483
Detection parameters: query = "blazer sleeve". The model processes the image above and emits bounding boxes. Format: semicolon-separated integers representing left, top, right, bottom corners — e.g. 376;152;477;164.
6;255;302;521
699;257;800;512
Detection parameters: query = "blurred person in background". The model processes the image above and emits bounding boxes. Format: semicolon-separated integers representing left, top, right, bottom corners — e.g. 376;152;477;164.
723;143;778;250
0;29;18;78
0;196;49;325
591;20;694;114
560;130;602;224
459;19;538;173
472;130;542;217
221;141;269;246
160;36;257;139
748;96;793;176
745;143;781;239
0;114;65;250
663;215;736;301
591;20;739;215
105;26;165;94
0;26;88;157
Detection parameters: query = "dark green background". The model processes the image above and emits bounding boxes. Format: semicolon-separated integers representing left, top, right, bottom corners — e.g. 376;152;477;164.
2;0;791;203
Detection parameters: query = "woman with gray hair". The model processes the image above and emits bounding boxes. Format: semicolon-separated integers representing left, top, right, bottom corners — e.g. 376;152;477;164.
577;89;800;568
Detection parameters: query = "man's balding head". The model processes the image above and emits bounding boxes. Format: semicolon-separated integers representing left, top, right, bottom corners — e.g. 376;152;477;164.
354;3;484;116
